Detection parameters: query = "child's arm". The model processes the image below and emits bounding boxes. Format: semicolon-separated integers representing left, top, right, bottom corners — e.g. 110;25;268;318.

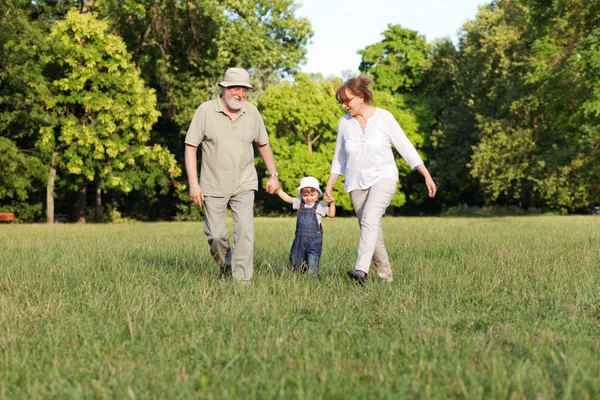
325;196;336;218
275;188;294;205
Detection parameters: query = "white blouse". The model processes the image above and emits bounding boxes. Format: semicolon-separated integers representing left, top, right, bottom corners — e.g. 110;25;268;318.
330;108;423;192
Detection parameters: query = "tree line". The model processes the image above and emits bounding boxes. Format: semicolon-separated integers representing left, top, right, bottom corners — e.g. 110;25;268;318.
1;0;599;223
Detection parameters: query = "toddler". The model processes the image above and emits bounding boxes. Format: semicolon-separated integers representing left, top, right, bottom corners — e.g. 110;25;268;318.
275;176;335;279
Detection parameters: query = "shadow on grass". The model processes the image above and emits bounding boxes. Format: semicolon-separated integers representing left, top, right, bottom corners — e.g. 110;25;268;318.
442;205;559;218
124;246;296;282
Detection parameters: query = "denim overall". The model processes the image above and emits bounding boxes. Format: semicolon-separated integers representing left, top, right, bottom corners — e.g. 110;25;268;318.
289;201;323;279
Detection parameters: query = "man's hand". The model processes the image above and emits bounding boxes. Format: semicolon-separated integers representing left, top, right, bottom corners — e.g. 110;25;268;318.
189;182;205;207
265;176;280;194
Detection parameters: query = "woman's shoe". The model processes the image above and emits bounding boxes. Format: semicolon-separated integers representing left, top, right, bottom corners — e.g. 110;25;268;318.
347;269;367;285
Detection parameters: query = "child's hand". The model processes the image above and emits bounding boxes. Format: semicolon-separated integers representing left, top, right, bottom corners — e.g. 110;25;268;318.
324;192;334;203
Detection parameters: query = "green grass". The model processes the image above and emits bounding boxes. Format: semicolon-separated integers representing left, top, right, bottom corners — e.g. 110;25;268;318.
1;216;599;399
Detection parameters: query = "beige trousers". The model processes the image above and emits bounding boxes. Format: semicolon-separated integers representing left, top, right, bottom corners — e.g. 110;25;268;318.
203;190;255;281
350;178;397;281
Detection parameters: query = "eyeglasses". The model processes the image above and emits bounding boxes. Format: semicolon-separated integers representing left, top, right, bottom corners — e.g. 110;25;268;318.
339;96;356;106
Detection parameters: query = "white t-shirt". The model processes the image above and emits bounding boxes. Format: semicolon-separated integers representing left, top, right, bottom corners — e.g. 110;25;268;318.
292;199;330;226
330;108;423;192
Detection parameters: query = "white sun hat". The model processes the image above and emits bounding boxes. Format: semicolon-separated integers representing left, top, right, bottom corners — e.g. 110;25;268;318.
296;176;323;197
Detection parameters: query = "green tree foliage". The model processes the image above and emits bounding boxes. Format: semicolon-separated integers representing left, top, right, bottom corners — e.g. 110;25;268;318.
0;1;51;146
0;138;47;221
95;0;313;131
36;10;180;220
0;0;55;221
420;38;480;208
418;0;600;213
458;2;538;207
259;74;340;151
359;24;428;94
520;1;600;211
461;0;600;212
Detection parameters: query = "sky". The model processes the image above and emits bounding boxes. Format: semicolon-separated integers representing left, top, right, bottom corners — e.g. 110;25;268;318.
295;0;485;77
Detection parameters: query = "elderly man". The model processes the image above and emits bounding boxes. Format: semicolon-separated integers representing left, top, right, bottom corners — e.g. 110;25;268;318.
184;68;279;283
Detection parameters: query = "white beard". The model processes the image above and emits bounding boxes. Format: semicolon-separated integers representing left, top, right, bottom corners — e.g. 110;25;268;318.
223;94;244;111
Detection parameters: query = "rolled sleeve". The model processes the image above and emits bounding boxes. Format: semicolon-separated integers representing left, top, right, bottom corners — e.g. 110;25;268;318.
292;198;301;210
185;106;205;146
255;116;269;145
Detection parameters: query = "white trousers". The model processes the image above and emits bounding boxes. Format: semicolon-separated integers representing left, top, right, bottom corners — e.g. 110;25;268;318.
203;191;255;281
350;178;397;281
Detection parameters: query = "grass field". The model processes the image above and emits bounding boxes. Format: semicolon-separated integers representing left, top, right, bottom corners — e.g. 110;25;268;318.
1;216;599;399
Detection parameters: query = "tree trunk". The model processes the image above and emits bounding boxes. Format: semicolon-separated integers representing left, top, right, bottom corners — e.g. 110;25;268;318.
71;183;87;223
81;0;94;14
46;151;59;224
94;174;102;222
528;192;536;209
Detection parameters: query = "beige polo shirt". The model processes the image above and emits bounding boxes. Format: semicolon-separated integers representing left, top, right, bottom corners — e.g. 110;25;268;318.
185;98;269;196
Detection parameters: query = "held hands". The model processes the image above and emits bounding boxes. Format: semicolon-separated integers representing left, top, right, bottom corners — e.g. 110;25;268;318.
189;182;205;208
265;176;280;194
324;191;335;203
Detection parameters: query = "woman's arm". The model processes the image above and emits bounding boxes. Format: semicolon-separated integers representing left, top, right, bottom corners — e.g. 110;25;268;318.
324;173;340;202
384;111;423;169
415;163;437;198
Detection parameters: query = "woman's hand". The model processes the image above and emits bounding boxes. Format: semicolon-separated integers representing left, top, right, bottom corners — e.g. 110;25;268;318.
415;164;436;198
425;176;437;198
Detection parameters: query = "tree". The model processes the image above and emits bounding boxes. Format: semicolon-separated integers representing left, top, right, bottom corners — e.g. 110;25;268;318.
0;138;47;221
95;0;313;133
0;0;55;221
37;10;180;223
420;38;480;209
358;24;428;94
461;0;600;212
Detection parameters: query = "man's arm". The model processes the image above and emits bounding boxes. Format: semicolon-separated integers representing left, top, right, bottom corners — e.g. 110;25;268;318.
257;143;280;194
185;144;204;207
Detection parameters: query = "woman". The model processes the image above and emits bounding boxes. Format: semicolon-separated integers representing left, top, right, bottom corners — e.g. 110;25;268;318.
323;75;436;284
